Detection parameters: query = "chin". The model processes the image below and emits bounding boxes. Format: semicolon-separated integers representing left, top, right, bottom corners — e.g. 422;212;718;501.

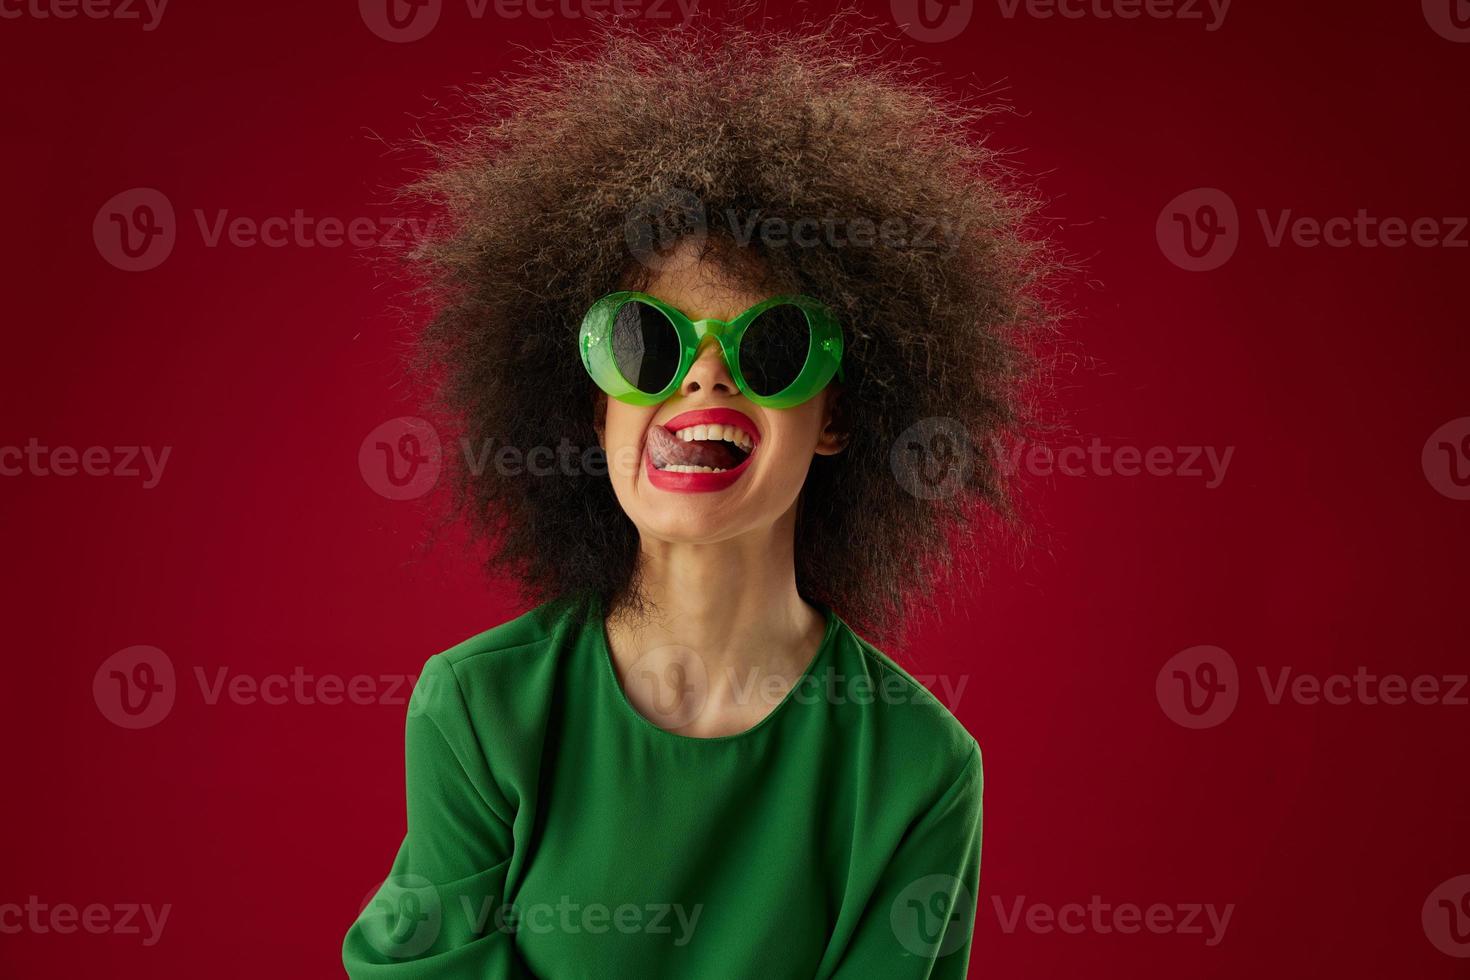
634;498;759;545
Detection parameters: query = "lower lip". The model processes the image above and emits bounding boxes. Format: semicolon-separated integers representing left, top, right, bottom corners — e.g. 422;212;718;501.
644;448;754;493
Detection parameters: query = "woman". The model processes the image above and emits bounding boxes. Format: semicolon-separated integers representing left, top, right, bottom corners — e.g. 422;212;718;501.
345;20;1048;979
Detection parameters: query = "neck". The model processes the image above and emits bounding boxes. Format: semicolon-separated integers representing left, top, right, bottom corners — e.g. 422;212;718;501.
604;507;829;735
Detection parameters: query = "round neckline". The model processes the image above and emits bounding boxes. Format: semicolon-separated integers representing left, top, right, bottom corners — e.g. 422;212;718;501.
590;593;841;744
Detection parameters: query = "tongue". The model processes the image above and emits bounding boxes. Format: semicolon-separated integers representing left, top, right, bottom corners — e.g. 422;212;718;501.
647;425;743;470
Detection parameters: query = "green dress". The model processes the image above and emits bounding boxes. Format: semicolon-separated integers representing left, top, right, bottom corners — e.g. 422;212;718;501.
343;596;983;978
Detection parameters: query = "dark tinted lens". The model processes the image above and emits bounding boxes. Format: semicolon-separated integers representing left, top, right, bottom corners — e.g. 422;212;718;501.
738;304;811;397
611;301;681;394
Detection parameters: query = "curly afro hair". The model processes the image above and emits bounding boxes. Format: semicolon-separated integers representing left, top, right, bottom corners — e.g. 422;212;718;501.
402;18;1055;645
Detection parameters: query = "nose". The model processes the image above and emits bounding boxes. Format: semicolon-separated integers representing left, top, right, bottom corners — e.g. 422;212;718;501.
679;337;737;398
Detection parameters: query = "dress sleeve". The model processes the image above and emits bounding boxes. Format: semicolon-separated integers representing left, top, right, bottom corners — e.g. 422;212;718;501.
343;655;536;978
830;744;984;980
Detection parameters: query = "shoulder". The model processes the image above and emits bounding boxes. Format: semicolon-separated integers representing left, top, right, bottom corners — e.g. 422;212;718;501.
429;595;588;685
826;618;982;797
401;597;590;812
435;595;586;671
411;595;589;734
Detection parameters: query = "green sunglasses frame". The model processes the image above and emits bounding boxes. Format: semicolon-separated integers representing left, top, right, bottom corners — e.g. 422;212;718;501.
579;291;845;409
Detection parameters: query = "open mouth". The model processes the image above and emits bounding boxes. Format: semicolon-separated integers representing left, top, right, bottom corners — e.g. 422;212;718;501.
648;421;754;473
643;408;761;492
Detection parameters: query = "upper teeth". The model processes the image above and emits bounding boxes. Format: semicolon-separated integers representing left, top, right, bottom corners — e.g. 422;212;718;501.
676;423;753;451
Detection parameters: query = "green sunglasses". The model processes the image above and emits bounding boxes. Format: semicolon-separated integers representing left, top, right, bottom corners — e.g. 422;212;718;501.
579;291;844;409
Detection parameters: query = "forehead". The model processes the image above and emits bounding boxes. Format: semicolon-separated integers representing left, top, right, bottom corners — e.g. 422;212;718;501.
626;236;781;322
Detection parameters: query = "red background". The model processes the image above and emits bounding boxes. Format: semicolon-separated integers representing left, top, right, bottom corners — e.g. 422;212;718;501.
2;0;1467;977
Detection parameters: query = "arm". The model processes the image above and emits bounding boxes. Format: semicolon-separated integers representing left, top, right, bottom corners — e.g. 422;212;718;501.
831;745;984;979
343;655;536;978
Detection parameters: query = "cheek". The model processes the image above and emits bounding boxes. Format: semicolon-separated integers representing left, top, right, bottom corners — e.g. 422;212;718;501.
602;401;655;482
755;402;827;478
603;401;651;449
769;400;827;450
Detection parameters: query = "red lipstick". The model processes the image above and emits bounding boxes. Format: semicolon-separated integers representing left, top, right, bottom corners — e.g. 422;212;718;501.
645;407;760;494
